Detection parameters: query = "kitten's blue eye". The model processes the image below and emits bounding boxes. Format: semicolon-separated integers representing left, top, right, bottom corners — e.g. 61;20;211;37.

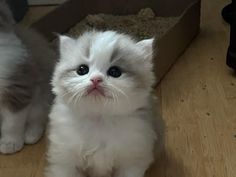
107;66;122;78
76;64;89;75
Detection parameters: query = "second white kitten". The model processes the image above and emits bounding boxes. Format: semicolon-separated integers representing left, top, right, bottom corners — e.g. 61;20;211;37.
46;31;164;177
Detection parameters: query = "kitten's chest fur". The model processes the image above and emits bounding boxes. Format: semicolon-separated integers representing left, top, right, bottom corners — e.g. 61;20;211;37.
61;112;154;176
76;116;117;176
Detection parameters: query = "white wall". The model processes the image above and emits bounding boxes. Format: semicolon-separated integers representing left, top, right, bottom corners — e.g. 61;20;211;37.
28;0;66;5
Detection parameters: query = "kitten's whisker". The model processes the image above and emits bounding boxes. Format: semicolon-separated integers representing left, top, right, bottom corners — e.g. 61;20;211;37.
73;91;84;105
102;85;120;105
68;92;78;105
75;87;88;103
113;92;118;104
107;84;129;100
71;91;80;105
109;89;118;105
62;90;78;102
66;84;88;105
61;90;71;98
108;83;132;107
103;86;118;104
110;92;115;103
74;92;83;105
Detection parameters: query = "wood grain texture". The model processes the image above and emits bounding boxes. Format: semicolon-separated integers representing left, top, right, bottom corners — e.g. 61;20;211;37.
0;0;235;177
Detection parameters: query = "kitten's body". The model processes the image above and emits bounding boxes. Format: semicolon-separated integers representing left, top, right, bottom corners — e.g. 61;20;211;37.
46;31;164;177
0;1;56;154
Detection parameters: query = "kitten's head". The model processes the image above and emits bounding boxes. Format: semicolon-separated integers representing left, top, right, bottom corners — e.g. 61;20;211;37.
53;31;155;114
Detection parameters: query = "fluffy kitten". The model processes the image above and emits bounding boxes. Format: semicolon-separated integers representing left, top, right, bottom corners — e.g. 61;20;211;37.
46;31;164;177
0;1;56;154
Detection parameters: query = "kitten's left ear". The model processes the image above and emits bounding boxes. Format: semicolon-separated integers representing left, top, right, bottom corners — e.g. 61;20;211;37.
59;35;76;52
136;38;154;60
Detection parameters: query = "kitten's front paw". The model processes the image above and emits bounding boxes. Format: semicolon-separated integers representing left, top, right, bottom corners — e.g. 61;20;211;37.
0;138;24;154
24;126;44;144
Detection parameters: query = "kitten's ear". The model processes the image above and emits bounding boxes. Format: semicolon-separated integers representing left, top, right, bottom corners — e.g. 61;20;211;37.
59;35;76;52
136;38;154;60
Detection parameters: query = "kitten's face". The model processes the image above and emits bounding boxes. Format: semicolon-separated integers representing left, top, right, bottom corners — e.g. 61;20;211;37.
53;31;155;111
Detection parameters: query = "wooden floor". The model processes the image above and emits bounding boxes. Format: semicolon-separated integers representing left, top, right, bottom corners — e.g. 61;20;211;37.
1;0;235;177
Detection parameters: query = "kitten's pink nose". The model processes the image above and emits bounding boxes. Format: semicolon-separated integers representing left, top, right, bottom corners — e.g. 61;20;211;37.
90;77;103;86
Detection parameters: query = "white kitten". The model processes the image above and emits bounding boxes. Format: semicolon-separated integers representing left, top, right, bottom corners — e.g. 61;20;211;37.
46;31;164;177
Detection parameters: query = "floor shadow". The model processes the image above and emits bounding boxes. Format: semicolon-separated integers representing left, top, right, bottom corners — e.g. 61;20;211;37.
228;69;236;78
145;148;188;177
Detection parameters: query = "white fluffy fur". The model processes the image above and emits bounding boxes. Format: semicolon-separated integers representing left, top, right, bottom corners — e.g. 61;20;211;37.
0;27;55;154
0;32;25;89
0;3;55;153
0;28;55;154
46;31;161;177
0;31;31;154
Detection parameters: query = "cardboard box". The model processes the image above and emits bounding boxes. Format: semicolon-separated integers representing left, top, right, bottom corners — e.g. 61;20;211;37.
32;0;201;84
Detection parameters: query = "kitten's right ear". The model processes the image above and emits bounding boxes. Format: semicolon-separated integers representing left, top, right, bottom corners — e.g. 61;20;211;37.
136;38;154;61
59;35;76;52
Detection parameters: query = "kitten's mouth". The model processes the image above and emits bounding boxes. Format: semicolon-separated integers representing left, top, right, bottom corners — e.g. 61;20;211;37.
86;86;105;96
